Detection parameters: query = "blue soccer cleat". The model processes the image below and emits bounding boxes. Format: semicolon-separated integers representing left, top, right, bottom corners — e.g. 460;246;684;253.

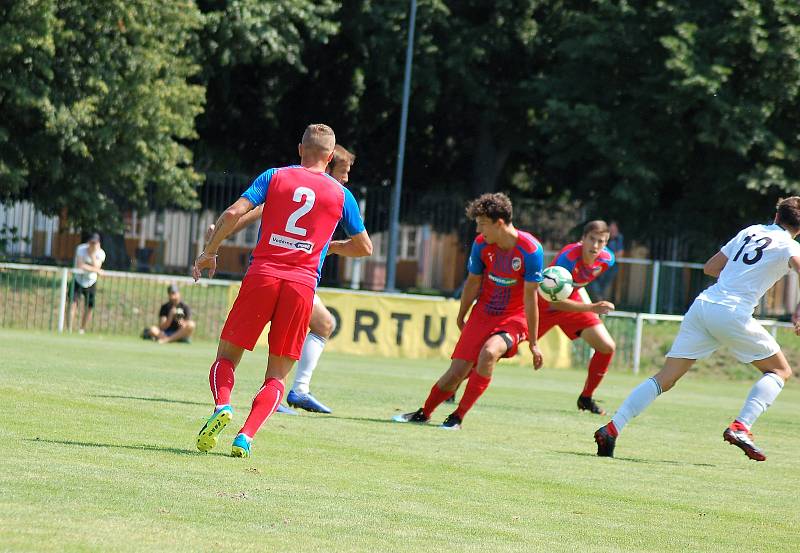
196;405;233;452
276;404;298;415
286;389;332;414
231;433;251;458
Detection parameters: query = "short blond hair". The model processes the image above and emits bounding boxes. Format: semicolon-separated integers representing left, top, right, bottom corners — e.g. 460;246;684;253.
330;144;355;170
302;123;336;155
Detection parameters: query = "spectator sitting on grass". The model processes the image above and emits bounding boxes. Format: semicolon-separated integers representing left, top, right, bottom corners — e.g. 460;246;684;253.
144;284;195;344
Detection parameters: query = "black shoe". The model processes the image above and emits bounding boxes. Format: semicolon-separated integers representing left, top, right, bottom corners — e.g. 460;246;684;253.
392;408;429;424
577;395;606;415
440;412;462;430
444;394;456;404
723;427;766;461
594;425;616;457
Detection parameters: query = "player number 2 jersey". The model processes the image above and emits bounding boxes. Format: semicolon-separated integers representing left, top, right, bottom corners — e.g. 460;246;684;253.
241;165;365;289
468;231;544;317
697;223;800;315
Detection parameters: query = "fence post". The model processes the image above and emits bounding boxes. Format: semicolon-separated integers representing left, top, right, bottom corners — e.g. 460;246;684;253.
649;261;660;313
57;268;68;333
633;313;644;375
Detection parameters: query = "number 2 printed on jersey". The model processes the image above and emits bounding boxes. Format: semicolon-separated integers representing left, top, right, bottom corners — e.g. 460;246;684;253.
285;187;316;236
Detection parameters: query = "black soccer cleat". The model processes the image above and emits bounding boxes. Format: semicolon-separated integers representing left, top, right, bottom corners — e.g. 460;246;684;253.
594;425;616;457
578;395;607;415
440;412;462;430
723;427;766;461
392;408;430;424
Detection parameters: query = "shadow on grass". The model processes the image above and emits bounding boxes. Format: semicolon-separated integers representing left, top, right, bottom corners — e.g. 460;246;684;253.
25;438;228;458
312;414;412;426
93;394;208;407
555;449;716;468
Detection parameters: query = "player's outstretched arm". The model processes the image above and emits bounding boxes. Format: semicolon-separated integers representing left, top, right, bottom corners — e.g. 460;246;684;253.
193;197;254;280
550;297;614;314
703;251;728;277
327;231;373;258
524;281;544;370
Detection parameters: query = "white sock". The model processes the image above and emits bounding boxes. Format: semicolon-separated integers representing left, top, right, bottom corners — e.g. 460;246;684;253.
292;333;326;395
611;377;662;433
736;372;784;429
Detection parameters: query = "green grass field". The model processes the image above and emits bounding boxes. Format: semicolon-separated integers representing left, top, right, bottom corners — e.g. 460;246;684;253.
3;329;800;552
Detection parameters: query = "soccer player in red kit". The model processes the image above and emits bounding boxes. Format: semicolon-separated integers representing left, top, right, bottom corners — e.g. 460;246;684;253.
537;220;616;415
393;193;545;429
192;124;372;457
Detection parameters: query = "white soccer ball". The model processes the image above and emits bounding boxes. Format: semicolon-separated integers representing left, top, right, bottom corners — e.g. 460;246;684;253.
538;266;574;302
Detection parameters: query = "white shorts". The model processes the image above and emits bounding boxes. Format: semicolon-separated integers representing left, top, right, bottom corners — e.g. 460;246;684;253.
667;300;780;363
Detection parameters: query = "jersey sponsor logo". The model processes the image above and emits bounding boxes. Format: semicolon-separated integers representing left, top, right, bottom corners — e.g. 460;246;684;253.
487;273;517;287
269;233;314;252
512;257;522;271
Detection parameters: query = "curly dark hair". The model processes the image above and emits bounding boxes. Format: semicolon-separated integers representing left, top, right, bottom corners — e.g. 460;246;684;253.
776;197;800;229
465;193;513;223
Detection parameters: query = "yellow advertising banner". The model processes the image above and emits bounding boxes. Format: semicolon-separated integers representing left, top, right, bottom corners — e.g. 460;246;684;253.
226;285;572;368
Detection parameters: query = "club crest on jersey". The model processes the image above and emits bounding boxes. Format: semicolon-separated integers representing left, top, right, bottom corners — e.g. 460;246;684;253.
512;257;522;271
269;233;314;252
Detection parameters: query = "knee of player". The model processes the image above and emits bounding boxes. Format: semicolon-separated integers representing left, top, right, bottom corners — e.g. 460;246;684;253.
477;346;503;366
598;339;616;355
773;366;792;381
186;320;197;331
312;313;336;338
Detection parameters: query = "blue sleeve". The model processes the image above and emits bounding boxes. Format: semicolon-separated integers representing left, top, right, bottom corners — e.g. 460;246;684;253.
241;168;277;206
604;247;616;268
340;187;366;236
554;250;575;272
467;240;485;275
524;247;544;283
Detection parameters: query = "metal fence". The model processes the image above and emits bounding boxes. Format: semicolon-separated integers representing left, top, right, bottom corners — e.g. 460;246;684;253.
0;263;231;341
2;176;799;318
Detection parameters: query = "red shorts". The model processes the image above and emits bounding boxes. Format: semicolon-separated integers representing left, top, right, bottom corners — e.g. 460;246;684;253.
451;311;528;363
537;309;601;340
221;274;314;359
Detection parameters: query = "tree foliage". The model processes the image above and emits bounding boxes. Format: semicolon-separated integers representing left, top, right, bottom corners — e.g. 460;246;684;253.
4;0;800;257
0;0;204;231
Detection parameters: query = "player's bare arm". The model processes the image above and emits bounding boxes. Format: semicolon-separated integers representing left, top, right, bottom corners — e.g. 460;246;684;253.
327;230;373;257
550;297;614;315
789;256;800;335
524;281;544;370
193;197;254;280
205;205;265;242
703;251;728;277
456;273;482;330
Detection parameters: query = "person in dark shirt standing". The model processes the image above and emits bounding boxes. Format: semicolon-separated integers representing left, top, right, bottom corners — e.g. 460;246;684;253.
145;284;196;344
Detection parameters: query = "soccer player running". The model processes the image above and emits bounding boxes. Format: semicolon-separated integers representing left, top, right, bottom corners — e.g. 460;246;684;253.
192;124;372;457
537;221;617;415
393;193;545;429
204;145;357;414
595;198;800;461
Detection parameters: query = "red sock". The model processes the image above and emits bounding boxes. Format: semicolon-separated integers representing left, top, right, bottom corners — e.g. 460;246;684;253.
455;371;491;419
606;421;619;437
423;384;455;418
582;351;613;397
239;378;285;438
209;358;235;407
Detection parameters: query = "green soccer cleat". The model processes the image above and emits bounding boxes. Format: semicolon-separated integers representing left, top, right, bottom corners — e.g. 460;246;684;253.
196;405;233;453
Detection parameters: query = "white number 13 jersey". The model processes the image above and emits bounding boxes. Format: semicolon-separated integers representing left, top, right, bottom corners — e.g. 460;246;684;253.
698;223;800;315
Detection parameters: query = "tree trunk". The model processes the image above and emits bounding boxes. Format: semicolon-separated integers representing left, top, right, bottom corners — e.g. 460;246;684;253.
471;114;511;196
